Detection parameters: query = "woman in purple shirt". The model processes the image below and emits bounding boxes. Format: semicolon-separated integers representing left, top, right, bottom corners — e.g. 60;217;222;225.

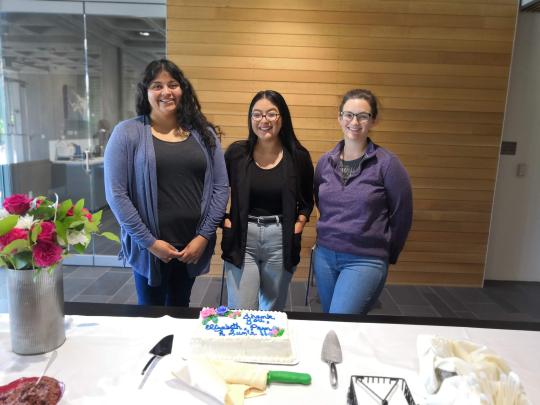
313;89;413;314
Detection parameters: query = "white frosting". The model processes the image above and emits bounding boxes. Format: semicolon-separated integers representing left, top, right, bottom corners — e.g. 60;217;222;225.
190;308;295;364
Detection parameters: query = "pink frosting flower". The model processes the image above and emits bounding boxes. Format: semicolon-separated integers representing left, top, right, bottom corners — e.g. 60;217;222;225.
37;221;56;242
3;194;32;215
201;308;216;318
32;240;63;267
0;228;29;250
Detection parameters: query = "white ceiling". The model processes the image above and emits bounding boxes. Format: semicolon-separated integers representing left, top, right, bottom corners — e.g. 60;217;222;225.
1;13;165;75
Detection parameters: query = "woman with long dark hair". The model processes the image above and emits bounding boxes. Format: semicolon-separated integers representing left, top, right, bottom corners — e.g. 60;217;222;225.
104;59;228;306
222;90;314;310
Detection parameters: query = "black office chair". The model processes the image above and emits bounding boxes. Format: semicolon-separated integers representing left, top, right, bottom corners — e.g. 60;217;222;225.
304;245;316;306
219;264;226;306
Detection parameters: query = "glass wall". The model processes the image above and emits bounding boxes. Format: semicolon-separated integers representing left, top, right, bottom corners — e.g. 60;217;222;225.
0;1;165;265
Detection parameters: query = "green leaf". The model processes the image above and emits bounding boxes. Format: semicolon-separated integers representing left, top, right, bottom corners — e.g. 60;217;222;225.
277;329;285;337
13;251;33;270
0;257;7;268
72;243;87;254
30;205;56;220
0;215;18;237
91;210;103;225
57;199;73;219
55;220;67;245
73;199;85;216
99;231;120;243
84;221;99;234
2;238;30;255
31;222;42;243
68;220;84;230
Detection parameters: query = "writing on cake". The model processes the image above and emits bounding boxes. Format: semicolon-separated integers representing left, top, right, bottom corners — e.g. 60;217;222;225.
205;313;277;336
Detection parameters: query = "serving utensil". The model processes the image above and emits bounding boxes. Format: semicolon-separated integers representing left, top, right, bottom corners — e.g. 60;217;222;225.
141;334;174;375
35;350;58;386
321;330;342;389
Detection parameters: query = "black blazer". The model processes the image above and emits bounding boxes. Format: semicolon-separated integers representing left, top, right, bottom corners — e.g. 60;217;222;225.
221;141;314;272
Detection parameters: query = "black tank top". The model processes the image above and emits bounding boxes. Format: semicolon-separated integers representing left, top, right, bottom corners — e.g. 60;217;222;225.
248;159;283;216
153;135;206;247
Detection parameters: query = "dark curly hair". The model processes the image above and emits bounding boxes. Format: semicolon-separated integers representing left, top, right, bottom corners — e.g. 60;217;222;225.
246;90;307;160
136;59;215;148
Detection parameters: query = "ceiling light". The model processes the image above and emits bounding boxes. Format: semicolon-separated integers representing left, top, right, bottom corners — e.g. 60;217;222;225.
138;31;150;37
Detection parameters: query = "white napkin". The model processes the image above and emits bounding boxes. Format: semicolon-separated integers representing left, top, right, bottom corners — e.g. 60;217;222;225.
417;335;531;405
172;359;267;405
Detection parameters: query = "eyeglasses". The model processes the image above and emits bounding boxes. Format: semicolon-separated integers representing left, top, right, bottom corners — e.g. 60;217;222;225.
148;81;180;91
251;111;280;121
340;111;372;122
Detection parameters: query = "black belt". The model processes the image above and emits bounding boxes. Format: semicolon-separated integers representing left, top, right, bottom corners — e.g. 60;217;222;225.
247;215;282;225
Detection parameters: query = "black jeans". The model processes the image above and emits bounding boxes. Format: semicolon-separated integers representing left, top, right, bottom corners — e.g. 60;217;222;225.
133;260;196;307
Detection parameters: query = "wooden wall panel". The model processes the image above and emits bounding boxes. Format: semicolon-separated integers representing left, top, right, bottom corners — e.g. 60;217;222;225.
167;0;518;286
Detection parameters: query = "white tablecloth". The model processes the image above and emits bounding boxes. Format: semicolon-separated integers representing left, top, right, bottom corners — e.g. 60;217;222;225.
1;314;539;404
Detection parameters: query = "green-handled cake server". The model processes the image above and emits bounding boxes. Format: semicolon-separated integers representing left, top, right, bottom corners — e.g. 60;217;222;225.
266;370;311;385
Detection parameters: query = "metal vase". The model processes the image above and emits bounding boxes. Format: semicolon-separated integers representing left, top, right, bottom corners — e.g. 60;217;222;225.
7;265;66;355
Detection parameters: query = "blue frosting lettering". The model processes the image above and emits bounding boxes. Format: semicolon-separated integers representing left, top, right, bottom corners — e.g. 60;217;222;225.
204;314;280;337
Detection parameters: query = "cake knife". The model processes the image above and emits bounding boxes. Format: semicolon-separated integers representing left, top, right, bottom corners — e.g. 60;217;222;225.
321;330;342;389
141;334;174;375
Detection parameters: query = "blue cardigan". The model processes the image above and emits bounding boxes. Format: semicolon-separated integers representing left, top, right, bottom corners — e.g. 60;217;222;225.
104;116;229;286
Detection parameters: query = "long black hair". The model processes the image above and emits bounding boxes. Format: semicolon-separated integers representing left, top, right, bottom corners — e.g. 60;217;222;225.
246;90;306;159
136;59;215;148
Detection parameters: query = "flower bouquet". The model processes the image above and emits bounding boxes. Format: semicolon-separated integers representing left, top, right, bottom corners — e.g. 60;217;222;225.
0;193;118;271
0;193;119;354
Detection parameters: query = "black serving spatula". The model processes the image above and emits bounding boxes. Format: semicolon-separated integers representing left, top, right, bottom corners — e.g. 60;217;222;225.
141;334;174;375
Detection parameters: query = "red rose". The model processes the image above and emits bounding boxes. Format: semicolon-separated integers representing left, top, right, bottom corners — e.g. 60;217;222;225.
66;207;74;216
3;194;32;215
0;228;29;251
82;208;92;221
32;240;63;267
37;221;56;242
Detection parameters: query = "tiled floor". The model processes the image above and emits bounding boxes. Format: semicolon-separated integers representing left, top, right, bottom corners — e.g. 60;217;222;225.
1;266;539;323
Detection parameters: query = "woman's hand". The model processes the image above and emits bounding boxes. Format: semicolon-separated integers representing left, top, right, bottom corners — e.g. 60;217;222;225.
223;218;232;229
294;215;308;234
177;235;209;264
149;240;182;263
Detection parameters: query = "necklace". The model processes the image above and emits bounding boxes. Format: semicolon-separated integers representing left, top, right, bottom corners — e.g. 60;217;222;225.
340;154;365;186
151;124;190;142
254;149;283;169
175;127;190;140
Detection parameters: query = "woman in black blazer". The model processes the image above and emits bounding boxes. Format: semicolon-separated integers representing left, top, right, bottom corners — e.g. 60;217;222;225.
221;90;314;310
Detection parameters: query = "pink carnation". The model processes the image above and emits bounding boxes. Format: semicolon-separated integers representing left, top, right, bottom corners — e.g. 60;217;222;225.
201;308;216;318
0;228;28;250
3;194;32;215
32;240;63;267
37;221;56;242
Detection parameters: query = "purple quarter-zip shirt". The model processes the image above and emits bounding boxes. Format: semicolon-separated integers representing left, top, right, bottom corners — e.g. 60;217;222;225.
314;139;413;264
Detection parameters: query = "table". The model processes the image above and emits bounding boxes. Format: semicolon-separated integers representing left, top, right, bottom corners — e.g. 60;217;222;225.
1;303;539;404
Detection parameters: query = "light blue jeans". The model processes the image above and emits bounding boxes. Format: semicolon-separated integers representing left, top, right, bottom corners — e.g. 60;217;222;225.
225;221;293;310
313;244;388;315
